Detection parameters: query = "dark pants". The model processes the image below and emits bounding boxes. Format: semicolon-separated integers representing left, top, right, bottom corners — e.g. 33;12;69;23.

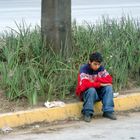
82;86;114;116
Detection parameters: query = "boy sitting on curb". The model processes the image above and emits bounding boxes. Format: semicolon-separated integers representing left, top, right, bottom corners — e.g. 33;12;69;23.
75;52;117;122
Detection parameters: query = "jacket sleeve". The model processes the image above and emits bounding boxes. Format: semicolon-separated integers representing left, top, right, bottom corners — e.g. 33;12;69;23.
79;73;101;92
95;69;112;84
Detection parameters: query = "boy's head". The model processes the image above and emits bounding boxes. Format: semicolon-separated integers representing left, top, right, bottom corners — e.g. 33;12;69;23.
89;52;103;71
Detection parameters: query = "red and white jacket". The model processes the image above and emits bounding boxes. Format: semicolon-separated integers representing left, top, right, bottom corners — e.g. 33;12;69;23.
75;64;112;98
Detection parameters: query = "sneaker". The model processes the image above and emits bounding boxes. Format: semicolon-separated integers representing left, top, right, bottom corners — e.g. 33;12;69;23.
103;112;117;120
83;115;91;122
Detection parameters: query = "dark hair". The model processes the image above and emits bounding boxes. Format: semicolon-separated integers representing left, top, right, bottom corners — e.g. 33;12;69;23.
89;52;103;63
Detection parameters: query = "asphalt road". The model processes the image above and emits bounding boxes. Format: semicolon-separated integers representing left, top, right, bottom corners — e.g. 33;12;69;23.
1;111;140;140
0;0;140;31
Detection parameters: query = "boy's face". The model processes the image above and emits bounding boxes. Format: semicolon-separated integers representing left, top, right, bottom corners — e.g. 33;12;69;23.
89;61;101;71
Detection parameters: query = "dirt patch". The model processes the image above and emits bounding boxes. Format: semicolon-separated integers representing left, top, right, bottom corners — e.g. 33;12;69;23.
0;90;78;114
0;90;29;113
119;87;140;94
0;90;45;114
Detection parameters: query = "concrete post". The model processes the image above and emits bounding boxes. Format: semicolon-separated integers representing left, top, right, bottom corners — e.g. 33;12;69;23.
41;0;71;57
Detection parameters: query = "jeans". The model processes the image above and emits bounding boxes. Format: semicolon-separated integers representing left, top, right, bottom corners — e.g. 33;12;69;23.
81;86;114;116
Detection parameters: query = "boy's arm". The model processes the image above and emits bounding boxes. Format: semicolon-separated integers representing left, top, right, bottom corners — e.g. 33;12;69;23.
95;69;113;84
79;73;101;92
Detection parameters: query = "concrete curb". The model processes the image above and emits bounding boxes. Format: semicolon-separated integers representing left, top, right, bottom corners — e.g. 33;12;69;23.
0;93;140;128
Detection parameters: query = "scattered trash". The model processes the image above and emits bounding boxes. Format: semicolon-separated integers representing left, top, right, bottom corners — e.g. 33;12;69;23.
69;117;80;121
32;124;40;129
113;92;119;98
44;101;65;108
1;126;13;133
34;125;40;128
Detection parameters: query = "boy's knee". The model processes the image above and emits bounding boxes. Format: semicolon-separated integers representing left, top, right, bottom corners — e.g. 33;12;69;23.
104;85;112;91
87;88;96;93
86;88;97;97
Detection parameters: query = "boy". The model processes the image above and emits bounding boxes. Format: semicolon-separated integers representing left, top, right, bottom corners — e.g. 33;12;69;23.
76;52;116;122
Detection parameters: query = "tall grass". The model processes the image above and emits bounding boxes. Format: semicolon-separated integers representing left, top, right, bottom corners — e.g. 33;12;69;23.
72;17;140;90
0;17;140;105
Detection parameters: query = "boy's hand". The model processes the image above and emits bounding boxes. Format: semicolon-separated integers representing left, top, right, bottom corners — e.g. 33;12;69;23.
100;83;112;86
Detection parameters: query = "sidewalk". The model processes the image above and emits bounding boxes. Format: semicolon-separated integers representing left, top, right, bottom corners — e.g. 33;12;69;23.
0;93;140;128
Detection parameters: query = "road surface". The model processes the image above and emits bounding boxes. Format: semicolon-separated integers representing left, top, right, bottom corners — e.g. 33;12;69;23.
1;111;140;140
0;0;140;32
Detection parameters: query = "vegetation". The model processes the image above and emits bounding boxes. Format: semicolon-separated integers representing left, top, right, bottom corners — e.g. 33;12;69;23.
0;17;140;105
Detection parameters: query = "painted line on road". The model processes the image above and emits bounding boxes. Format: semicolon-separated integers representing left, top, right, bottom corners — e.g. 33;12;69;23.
0;93;140;128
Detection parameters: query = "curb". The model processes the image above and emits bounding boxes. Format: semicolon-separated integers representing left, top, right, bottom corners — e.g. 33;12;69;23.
0;93;140;128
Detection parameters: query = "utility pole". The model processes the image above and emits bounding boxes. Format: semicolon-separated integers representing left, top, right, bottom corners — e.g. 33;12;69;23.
41;0;71;57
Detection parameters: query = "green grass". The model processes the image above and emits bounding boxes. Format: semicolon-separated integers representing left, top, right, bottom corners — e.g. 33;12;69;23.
0;17;140;105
